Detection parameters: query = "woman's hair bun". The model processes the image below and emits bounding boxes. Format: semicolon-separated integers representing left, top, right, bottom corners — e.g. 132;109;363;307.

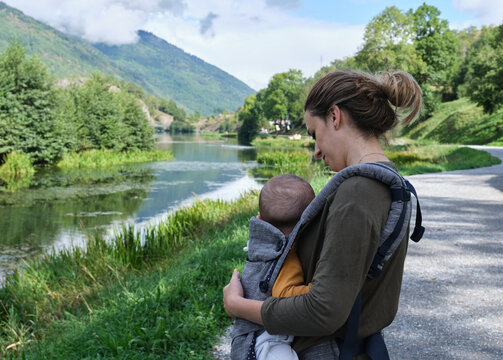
380;71;422;125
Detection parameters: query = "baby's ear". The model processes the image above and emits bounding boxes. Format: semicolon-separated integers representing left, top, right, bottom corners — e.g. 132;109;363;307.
257;214;262;220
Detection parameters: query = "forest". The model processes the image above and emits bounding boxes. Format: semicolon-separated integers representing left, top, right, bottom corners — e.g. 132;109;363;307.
237;4;503;144
0;40;193;190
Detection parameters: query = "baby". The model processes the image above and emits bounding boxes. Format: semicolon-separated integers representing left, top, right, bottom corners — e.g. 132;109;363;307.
249;174;315;360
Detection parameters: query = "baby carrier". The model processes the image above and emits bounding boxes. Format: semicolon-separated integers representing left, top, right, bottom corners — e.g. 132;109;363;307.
231;162;424;360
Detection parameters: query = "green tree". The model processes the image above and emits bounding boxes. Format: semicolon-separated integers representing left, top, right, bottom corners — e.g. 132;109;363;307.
189;110;202;123
0;40;65;165
264;88;288;121
67;73;125;151
410;4;458;85
65;73;153;151
159;99;186;122
263;70;305;125
120;93;154;150
464;25;503;113
355;6;427;79
238;93;262;144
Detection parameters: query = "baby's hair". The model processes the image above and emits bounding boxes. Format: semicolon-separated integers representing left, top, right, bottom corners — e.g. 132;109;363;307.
259;174;315;232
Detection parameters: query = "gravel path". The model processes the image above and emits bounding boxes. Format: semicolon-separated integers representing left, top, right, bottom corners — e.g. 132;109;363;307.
213;146;503;359
386;146;503;359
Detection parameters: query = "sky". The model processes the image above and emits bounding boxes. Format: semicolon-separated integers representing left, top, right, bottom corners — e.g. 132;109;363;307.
5;0;503;90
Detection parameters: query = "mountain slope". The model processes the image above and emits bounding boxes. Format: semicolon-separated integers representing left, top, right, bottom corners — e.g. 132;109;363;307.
0;2;254;114
94;31;254;114
0;2;120;78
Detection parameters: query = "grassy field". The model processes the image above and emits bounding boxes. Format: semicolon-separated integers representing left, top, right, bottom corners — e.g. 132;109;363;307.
0;142;500;359
402;98;503;145
385;143;501;175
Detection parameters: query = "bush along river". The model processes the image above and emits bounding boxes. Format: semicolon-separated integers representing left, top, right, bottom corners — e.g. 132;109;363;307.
0;134;264;283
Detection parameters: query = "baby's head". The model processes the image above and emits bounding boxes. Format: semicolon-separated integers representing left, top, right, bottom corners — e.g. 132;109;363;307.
259;174;315;236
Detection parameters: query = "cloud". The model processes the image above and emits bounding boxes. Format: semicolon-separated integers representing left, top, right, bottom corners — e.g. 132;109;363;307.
200;12;219;36
4;0;187;44
453;0;503;26
158;0;187;16
145;2;365;90
5;0;364;89
265;0;301;10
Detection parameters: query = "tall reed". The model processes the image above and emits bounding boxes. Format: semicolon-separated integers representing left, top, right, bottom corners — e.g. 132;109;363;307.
0;192;258;357
56;149;174;170
0;152;35;191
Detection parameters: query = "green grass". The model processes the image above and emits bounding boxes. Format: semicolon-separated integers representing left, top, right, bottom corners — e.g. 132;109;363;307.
254;151;327;180
252;135;314;150
0;152;35;191
0;193;259;359
384;143;501;175
200;132;237;139
402;98;503;145
200;132;223;139
56;149;174;170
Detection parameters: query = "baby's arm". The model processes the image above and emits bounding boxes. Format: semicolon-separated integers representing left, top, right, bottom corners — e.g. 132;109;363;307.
272;246;312;297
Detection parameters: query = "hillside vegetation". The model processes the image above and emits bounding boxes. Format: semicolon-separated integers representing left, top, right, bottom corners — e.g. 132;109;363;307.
403;98;503;145
0;2;254;115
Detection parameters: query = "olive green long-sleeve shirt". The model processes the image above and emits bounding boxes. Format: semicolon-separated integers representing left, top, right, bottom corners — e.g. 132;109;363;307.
261;167;408;353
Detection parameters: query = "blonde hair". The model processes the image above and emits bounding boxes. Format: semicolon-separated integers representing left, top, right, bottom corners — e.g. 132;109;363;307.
304;70;422;137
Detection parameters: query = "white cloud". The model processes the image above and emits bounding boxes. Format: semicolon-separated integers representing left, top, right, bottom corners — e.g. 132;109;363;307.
4;0;186;44
144;1;365;89
5;0;363;88
452;0;503;27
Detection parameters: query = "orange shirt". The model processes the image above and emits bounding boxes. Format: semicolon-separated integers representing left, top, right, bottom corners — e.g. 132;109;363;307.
272;246;312;297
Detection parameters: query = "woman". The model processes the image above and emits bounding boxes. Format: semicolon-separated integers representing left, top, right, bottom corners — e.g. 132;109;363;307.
223;69;422;359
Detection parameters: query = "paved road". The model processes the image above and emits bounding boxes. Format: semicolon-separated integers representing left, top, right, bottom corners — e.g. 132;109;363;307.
386;146;503;359
213;146;503;359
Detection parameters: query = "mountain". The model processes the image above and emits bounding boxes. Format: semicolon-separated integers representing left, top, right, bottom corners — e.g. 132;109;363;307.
0;2;254;114
94;31;254;115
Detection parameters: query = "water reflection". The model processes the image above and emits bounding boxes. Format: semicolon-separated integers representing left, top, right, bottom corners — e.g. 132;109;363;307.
0;134;261;281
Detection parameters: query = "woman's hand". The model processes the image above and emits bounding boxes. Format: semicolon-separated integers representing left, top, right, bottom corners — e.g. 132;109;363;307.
223;269;265;324
223;269;244;318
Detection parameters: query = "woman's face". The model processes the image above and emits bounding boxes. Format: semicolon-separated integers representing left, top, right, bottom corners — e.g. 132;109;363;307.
305;111;345;172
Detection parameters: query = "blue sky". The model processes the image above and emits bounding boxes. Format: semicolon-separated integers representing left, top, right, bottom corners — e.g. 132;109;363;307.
5;0;503;89
292;0;473;26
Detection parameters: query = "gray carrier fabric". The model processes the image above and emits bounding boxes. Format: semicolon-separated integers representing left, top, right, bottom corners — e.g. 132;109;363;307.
231;162;412;360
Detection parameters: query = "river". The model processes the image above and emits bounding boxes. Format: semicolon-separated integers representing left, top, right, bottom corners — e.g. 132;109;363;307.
0;134;264;283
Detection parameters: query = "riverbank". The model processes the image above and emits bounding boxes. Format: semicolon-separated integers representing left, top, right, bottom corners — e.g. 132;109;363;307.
0;149;174;192
0;144;500;358
56;149;174;170
0;193;264;358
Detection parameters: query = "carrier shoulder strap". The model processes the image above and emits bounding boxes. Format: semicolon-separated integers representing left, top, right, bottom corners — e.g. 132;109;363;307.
339;163;424;360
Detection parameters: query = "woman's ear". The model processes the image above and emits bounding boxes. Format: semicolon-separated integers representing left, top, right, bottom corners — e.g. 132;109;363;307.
329;105;342;130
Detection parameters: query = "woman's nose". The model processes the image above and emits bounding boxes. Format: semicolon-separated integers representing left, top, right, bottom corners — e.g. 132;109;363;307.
314;143;322;158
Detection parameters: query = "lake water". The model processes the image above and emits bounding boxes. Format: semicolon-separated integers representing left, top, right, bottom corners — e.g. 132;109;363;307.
0;134;264;282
